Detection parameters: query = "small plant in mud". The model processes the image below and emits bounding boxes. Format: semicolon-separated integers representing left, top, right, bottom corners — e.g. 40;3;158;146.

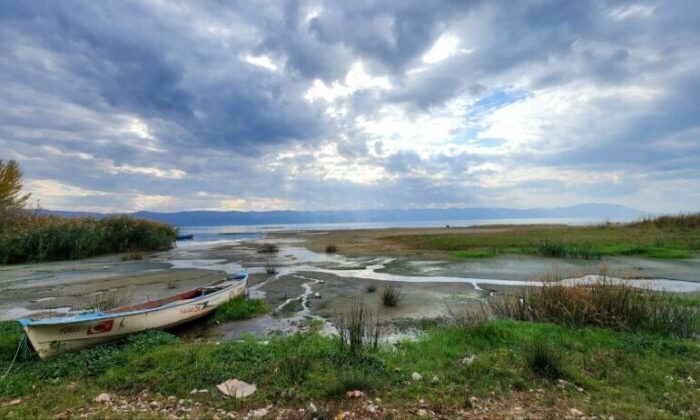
334;300;382;355
366;284;377;293
257;243;279;254
265;265;277;275
524;337;566;380
381;285;403;307
325;244;337;253
121;252;144;261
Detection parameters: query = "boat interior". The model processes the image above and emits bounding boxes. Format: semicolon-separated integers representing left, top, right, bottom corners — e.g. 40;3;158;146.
105;282;233;314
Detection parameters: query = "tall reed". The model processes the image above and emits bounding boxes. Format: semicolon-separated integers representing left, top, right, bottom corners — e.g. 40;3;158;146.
490;275;699;337
0;215;176;265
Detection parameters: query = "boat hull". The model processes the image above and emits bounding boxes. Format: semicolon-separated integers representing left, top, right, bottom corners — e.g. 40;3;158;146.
21;277;246;359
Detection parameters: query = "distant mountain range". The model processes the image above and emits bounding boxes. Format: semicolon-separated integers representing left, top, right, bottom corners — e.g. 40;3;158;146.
46;203;642;226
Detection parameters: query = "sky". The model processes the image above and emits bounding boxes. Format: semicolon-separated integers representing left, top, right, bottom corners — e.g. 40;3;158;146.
1;0;699;213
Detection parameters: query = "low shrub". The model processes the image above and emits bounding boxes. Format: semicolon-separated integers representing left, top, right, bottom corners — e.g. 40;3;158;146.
366;285;377;293
381;285;403;307
325;244;338;253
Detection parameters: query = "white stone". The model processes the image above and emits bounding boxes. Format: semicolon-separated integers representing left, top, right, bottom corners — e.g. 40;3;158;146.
431;375;440;384
308;402;317;413
314;292;321;298
249;408;268;418
94;393;112;403
570;408;585;417
412;372;422;381
417;408;428;417
217;379;257;398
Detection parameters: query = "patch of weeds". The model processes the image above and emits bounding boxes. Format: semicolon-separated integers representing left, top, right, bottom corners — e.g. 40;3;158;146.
327;369;380;397
212;297;269;323
381;285;403;307
334;300;382;355
257;243;279;254
265;264;277;275
524;337;566;380
281;353;312;384
366;284;377;293
325;244;337;253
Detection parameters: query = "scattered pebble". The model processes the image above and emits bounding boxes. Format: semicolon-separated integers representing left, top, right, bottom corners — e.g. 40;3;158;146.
94;393;112;403
431;375;440;385
346;390;365;399
570;408;585;417
412;372;422;381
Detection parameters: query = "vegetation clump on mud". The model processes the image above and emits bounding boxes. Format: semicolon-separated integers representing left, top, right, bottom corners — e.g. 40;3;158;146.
212;297;269;323
387;214;700;260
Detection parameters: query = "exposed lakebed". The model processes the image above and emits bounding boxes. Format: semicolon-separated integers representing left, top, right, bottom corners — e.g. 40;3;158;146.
1;233;699;341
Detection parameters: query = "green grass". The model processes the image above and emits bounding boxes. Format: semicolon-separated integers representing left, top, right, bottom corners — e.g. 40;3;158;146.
211;297;269;323
386;215;700;260
2;319;700;418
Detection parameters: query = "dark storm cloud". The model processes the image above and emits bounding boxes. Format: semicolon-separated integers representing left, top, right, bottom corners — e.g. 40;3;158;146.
0;0;698;212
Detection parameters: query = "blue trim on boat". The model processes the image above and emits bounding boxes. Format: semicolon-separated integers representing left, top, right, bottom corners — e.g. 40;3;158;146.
19;272;248;327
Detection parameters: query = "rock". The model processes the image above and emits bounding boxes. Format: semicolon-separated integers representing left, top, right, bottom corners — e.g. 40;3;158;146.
687;376;696;385
190;389;208;394
570;408;585;417
3;398;21;406
431;375;440;385
346;390;365;399
417;408;428;417
94;393;112;403
418;399;426;407
249;407;268;418
217;379;257;398
309;402;318;413
461;355;476;366
314;292;321;298
149;401;160;409
412;372;422;381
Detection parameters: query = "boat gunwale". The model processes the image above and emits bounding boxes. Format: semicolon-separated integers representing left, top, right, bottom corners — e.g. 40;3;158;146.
19;273;248;327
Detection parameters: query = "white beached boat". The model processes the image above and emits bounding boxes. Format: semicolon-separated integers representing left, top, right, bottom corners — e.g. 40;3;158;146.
19;272;248;359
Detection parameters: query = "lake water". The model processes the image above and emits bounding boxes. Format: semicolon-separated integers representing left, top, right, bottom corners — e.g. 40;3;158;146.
176;217;607;242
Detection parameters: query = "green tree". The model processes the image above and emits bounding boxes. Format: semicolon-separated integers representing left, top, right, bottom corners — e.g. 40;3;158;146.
0;159;31;226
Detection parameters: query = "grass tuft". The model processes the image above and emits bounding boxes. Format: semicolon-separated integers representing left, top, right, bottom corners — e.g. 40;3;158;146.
381;285;403;307
524;337;566;380
211;297;269;323
325;244;338;253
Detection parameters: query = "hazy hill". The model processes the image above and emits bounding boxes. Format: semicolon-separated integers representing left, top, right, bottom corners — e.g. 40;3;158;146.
45;203;641;226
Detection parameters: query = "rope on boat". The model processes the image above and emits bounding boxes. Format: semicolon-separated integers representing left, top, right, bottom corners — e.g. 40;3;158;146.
0;334;26;381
